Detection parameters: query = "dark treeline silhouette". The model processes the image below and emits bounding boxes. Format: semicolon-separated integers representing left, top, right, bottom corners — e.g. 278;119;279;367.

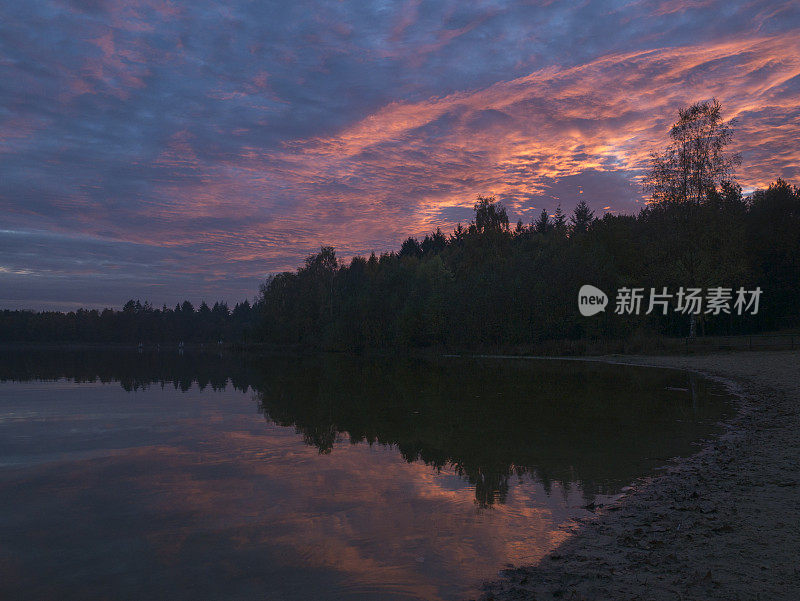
0;298;256;344
257;178;800;349
0;349;730;506
3;101;798;347
258;101;799;349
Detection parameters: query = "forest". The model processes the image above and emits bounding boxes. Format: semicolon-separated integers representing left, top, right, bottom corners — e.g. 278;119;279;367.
2;101;799;348
256;179;799;350
0;299;255;344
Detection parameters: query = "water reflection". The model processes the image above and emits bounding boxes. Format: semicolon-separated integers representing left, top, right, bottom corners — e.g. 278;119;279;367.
0;350;731;600
1;349;730;504
254;355;727;505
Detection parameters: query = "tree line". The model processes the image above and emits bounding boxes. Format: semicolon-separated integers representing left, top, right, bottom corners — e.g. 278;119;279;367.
0;299;256;344
3;100;798;347
257;178;799;350
258;101;799;349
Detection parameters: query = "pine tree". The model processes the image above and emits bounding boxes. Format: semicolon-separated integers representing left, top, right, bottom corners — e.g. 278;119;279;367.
534;208;551;234
552;204;567;236
570;200;595;236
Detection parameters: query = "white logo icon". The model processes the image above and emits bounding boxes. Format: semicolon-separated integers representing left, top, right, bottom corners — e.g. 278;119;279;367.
578;285;608;316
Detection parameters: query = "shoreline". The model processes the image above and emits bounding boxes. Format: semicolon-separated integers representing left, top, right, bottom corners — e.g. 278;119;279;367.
478;350;800;601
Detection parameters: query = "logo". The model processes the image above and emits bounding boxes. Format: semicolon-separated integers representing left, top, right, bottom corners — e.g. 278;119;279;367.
577;285;762;316
578;285;608;316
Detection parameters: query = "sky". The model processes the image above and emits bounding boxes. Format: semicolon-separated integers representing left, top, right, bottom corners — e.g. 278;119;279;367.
1;0;799;310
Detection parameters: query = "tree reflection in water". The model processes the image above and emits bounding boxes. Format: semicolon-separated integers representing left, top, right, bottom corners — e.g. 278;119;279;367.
0;349;730;506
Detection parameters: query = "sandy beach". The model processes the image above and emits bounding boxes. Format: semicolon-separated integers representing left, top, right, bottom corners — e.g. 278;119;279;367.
479;350;800;601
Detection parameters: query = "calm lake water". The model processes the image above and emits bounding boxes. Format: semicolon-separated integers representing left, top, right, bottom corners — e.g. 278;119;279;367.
0;350;731;601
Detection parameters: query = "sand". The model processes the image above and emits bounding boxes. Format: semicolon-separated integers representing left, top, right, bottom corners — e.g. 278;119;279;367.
478;351;800;601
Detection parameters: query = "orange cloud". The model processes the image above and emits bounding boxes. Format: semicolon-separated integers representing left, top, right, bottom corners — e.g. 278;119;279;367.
27;33;800;279
179;34;798;268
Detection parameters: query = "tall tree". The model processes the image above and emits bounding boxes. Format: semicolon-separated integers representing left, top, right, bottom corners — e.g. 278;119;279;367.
644;98;739;206
420;228;447;255
473;195;509;233
643;99;742;336
534;209;551;234
570;200;595;236
552;205;567;236
399;237;423;259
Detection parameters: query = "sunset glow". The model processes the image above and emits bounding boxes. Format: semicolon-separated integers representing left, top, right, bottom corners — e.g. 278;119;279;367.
2;1;799;308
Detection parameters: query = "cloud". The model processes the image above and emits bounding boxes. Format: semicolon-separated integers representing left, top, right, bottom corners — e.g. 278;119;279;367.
1;0;799;308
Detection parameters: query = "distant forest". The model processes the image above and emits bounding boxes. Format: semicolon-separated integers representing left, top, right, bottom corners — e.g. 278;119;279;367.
3;178;797;348
2;101;799;348
0;300;255;345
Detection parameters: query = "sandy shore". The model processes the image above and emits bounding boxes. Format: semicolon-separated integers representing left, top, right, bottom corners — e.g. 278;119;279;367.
478;351;800;601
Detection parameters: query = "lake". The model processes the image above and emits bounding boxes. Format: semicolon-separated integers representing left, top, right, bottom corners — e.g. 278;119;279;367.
0;349;732;600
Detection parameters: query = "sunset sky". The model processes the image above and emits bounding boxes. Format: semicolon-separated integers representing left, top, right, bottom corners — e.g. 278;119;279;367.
2;0;799;310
